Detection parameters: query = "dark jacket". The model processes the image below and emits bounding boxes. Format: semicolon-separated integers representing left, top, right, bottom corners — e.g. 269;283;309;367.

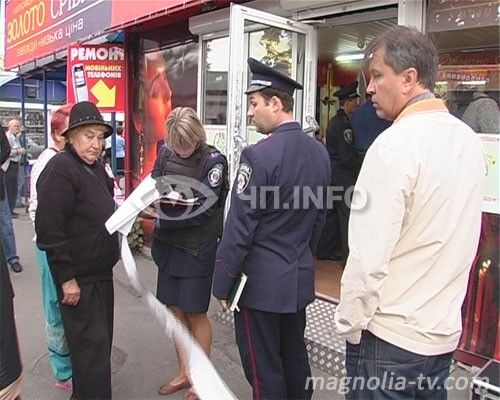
0;127;11;202
326;108;362;187
35;144;120;286
0;241;22;389
213;122;331;313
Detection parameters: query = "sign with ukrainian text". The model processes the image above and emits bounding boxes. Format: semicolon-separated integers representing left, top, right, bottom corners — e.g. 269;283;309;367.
4;0;111;69
66;44;125;112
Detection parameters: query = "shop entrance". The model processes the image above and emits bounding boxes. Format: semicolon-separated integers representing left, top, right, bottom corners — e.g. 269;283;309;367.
225;3;398;303
313;7;398;302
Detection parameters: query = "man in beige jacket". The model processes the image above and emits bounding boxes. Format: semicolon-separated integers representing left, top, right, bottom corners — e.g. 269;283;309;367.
334;26;485;399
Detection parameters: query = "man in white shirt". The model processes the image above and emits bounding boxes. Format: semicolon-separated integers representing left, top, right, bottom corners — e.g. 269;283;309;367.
334;26;485;399
2;119;27;216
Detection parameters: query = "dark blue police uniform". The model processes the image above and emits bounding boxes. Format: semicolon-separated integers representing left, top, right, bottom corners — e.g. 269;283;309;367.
351;100;392;156
151;144;228;313
213;58;331;400
324;81;362;264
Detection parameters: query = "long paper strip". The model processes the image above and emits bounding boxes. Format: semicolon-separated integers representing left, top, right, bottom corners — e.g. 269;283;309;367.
106;175;236;400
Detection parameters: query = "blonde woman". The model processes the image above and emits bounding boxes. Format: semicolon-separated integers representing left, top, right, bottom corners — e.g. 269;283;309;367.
150;107;228;400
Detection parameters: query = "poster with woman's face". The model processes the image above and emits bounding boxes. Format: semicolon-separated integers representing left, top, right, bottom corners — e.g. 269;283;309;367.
131;40;198;189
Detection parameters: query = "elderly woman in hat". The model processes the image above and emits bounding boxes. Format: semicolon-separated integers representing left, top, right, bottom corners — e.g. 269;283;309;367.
35;101;120;400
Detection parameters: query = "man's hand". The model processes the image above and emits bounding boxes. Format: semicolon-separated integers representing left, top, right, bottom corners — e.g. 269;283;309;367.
218;299;229;312
61;278;81;306
18;148;27;156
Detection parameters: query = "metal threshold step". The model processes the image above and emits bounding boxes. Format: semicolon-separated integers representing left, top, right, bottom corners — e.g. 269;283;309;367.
211;298;346;377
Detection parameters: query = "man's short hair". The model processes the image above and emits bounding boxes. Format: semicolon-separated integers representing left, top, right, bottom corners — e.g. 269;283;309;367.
365;26;438;90
259;88;294;113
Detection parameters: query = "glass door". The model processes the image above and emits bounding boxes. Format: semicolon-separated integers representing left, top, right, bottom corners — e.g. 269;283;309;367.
226;4;317;186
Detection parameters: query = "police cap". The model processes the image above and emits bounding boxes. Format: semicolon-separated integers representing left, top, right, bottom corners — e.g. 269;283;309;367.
334;80;359;101
245;58;303;96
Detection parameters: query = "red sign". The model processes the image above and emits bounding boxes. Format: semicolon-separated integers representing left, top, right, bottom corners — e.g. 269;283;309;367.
66;44;125;112
5;0;112;69
110;0;193;27
4;0;197;69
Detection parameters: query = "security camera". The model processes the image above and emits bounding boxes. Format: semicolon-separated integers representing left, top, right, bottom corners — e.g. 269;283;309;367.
357;40;365;49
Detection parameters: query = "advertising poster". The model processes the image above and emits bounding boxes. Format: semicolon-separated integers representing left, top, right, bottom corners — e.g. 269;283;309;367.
478;134;500;215
130;39;198;190
5;0;111;68
66;44;125;112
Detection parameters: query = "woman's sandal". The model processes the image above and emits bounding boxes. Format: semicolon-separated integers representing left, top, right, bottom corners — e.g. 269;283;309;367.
158;379;191;396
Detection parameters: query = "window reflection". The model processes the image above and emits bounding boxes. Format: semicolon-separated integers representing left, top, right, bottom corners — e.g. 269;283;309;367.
427;0;500;134
203;37;229;125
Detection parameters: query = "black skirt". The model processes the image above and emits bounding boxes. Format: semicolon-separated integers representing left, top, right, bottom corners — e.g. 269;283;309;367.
152;239;216;314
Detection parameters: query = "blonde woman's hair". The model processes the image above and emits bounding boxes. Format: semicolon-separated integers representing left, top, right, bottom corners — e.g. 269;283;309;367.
166;107;206;149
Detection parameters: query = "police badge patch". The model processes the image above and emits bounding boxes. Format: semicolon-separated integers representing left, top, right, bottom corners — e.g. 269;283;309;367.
343;128;353;144
208;163;223;187
236;163;252;194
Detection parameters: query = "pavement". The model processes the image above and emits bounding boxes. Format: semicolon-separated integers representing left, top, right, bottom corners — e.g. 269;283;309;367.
8;210;476;400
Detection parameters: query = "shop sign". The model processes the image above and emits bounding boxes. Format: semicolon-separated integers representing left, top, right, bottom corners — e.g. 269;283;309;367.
439;50;500;66
478;134;499;215
428;0;498;32
437;71;489;82
110;0;193;27
66;44;125;112
5;0;111;69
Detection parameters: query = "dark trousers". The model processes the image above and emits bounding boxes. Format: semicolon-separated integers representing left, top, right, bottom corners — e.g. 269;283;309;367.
345;331;453;400
59;280;114;400
315;207;341;259
334;195;350;264
5;162;19;213
234;307;313;400
0;242;22;389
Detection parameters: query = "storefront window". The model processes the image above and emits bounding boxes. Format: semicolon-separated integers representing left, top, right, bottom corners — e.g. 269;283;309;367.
427;0;500;363
427;0;500;134
203;36;229;126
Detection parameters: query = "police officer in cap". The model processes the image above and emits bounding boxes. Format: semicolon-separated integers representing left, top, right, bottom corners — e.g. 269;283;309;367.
213;58;330;399
324;80;361;265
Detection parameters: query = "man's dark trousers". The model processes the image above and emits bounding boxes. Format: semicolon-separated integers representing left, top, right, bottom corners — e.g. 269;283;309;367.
234;307;313;400
5;162;18;213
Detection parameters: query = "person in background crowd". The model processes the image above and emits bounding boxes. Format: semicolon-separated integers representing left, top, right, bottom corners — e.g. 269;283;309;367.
28;105;73;392
149;107;228;400
462;91;500;134
115;125;125;175
321;81;361;265
213;58;331;400
0;241;22;400
0;126;22;274
334;26;485;399
350;94;392;157
2;119;27;216
35;101;120;400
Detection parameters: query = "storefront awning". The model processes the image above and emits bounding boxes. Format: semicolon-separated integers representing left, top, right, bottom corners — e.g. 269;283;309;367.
4;0;208;70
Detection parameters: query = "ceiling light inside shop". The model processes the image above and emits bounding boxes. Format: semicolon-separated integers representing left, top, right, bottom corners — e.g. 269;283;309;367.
435;81;447;85
335;53;365;62
461;80;487;85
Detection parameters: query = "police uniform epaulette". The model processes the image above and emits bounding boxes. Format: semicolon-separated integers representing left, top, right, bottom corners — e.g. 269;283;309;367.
250;134;273;149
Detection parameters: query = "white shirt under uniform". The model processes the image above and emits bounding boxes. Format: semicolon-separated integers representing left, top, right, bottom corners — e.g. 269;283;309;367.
334;98;485;356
